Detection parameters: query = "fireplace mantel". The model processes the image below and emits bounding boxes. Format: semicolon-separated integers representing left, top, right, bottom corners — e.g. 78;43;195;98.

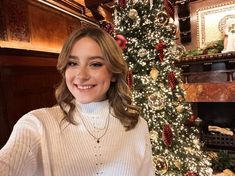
182;83;235;102
177;52;235;102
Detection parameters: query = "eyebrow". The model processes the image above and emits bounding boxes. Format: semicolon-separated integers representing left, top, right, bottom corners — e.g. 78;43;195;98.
68;55;105;60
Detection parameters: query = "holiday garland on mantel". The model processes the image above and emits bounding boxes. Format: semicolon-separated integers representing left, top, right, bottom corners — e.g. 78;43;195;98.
113;0;213;175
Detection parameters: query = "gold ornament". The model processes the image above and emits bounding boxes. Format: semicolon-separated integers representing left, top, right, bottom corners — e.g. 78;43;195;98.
142;0;149;4
128;9;138;20
138;48;147;57
167;23;177;35
184;147;196;154
150;67;159;80
193;139;200;145
174;160;182;169
148;92;166;110
177;95;184;102
153;155;168;174
176;105;184;113
150;130;158;141
156;11;169;26
175;44;186;58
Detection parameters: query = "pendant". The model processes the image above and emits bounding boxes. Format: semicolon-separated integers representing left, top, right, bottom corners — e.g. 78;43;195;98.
97;139;100;143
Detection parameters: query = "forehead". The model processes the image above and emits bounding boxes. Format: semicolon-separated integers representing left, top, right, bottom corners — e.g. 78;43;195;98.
71;37;101;51
69;37;103;54
68;37;107;61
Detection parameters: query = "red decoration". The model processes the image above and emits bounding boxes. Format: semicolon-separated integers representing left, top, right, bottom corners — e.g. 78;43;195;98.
162;124;173;147
155;41;166;62
163;0;175;19
118;0;126;8
188;115;197;124
168;72;177;89
99;21;114;35
127;69;133;89
184;171;199;176
116;34;128;50
159;53;165;61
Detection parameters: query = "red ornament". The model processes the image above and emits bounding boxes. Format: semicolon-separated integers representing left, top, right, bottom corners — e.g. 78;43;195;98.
116;34;128;50
184;171;199;176
164;0;175;19
155;41;166;62
188;115;197;124
118;0;126;8
159;53;165;62
162;124;173;147
99;21;114;35
155;42;166;51
127;69;133;89
168;72;177;89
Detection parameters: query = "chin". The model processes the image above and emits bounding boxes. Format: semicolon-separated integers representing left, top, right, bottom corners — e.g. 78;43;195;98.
76;97;107;104
76;100;93;104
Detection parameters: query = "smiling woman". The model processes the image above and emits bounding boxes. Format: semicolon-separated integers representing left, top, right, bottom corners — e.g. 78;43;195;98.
0;26;154;176
65;37;114;103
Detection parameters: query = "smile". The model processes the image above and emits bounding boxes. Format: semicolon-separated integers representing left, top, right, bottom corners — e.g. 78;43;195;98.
75;84;95;90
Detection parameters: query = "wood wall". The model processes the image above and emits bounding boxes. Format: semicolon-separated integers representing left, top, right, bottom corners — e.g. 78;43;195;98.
0;49;60;148
0;0;97;148
0;0;97;53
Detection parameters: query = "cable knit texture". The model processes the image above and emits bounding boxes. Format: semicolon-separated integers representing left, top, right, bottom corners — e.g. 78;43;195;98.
0;100;154;176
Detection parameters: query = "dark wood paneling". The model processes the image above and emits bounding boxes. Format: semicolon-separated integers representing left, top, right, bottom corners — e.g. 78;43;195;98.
0;66;60;127
0;0;7;40
0;49;60;148
6;0;30;42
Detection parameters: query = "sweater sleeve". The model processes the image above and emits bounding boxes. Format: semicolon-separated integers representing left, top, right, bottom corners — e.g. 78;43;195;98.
0;114;41;176
139;120;154;176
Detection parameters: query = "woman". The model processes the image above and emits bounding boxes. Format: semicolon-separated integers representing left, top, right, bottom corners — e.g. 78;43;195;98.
0;26;154;176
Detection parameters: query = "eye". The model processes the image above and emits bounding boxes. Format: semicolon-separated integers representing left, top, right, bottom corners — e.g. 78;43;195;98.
67;61;78;67
90;62;103;68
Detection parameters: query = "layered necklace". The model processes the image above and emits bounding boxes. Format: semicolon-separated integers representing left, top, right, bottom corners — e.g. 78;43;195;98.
79;108;110;143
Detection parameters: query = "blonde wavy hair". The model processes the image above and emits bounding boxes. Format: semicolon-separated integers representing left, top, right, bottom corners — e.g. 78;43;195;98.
55;26;139;130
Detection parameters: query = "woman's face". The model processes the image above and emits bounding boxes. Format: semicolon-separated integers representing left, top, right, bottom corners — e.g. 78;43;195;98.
65;37;114;104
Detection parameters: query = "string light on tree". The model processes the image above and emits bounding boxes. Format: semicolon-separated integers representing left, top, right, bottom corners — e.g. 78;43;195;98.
114;0;213;175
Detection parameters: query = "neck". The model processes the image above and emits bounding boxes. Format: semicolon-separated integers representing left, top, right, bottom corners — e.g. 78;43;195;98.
75;100;109;115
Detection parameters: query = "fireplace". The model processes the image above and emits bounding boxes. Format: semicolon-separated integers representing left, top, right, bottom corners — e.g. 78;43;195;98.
177;53;235;170
197;102;235;128
194;102;235;150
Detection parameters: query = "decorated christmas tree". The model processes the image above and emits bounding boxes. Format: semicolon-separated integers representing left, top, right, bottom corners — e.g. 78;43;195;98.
113;0;213;175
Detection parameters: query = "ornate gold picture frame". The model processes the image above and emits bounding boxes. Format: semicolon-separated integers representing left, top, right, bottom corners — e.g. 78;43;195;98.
197;1;235;48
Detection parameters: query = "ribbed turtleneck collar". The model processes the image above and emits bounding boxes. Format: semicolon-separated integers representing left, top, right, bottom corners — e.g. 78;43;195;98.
75;99;110;115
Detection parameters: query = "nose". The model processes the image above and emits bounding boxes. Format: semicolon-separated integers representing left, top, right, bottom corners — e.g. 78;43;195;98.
75;67;90;81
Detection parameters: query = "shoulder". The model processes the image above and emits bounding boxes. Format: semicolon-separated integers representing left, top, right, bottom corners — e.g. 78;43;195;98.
17;105;64;128
135;116;149;132
138;116;148;127
28;105;63;118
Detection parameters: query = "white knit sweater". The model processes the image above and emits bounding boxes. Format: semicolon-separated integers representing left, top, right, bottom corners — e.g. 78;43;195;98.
0;100;154;176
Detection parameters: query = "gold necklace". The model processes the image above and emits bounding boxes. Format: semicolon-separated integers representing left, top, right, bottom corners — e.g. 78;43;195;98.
79;109;110;143
81;112;108;131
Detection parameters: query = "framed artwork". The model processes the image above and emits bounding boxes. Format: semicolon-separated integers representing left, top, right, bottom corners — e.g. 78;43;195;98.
197;1;235;48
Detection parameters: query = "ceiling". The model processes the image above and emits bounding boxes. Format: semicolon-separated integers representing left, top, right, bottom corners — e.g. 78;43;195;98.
73;0;114;20
57;0;193;43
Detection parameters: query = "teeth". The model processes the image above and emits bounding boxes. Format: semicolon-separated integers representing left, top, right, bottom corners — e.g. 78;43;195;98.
76;85;93;90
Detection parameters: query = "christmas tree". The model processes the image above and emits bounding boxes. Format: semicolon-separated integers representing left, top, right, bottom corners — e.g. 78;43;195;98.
113;0;213;175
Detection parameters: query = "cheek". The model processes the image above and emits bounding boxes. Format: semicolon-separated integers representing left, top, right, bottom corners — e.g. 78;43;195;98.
65;71;69;82
99;71;113;83
65;70;73;86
